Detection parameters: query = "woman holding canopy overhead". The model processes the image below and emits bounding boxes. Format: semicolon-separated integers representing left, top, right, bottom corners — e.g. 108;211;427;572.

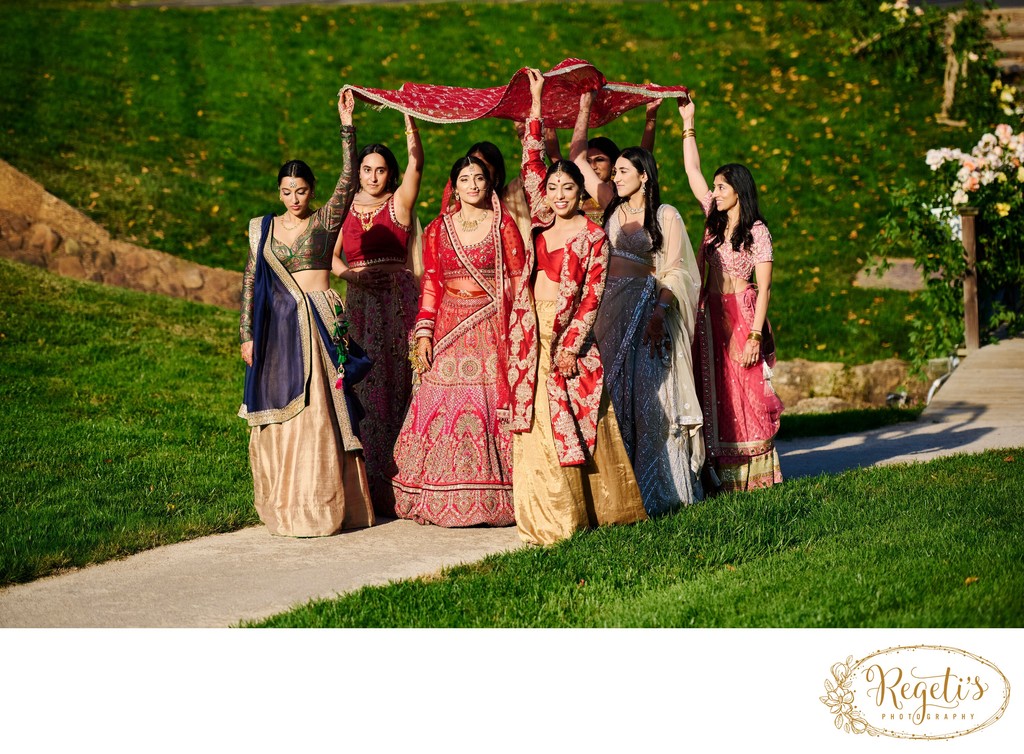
678;94;783;492
508;69;648;546
333;103;423;517
574;90;705;516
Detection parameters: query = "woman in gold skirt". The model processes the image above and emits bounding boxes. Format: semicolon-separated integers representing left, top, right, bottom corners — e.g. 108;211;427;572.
507;70;647;546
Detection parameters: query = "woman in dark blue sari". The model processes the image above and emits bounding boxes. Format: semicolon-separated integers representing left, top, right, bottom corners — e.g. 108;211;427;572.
238;91;376;537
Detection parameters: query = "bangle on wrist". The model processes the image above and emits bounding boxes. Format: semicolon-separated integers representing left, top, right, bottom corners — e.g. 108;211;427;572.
340;124;355;135
682;128;696;140
747;330;762;342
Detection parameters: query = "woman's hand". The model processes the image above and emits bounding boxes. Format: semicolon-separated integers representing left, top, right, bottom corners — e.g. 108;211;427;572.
554;347;578;377
339;89;355;126
646;98;662;120
677;94;695;125
241;341;254;367
642;308;669;360
579;89;596;113
741;337;761;368
415;336;433;373
526;68;544;118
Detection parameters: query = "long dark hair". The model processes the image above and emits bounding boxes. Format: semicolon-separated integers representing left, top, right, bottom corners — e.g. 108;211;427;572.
465;141;506;199
587;136;620;165
357;144;400;193
602;147;663;254
703;163;765;256
544;160;589;205
448;155;493;203
278;160;316;193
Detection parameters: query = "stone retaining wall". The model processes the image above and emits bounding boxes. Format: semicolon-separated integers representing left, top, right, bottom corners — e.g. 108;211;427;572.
0;160;240;309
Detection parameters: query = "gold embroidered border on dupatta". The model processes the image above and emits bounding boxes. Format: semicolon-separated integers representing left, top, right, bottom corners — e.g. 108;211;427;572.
238;217;312;428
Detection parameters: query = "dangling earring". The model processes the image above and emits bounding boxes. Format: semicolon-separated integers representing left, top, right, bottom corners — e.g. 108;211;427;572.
454;191;460;203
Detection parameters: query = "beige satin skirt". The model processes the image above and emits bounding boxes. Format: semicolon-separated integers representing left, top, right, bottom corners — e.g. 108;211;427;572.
249;337;374;537
513;300;647;546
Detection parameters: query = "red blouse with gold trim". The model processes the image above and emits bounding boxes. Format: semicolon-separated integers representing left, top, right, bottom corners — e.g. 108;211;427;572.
507;116;608;467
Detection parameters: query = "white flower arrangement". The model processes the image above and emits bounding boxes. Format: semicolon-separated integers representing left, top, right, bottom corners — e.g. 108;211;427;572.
925;124;1024;207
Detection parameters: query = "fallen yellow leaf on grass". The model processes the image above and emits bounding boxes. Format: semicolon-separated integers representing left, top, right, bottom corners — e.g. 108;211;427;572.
1003;456;1015;462
964;576;979;586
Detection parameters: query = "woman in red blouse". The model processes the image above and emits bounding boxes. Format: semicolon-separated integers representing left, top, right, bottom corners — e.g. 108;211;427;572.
333;106;423;516
390;156;525;527
507;69;648;546
679;95;784;492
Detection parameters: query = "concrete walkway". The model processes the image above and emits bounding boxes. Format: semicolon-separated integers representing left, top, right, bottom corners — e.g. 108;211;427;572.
2;339;1022;628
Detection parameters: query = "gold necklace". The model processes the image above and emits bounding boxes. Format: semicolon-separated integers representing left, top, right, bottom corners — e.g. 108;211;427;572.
622;202;645;215
351;197;389;232
457;210;486;232
281;215;307;231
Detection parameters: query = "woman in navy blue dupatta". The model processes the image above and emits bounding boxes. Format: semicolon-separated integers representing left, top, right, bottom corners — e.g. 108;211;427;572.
238;91;376;537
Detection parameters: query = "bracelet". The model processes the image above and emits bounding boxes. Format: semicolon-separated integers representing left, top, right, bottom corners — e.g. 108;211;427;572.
339;124;355;135
405;128;419;135
657;301;670;310
682;128;696;140
747;330;762;342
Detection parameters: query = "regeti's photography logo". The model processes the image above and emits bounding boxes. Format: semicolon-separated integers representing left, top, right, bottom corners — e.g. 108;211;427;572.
820;645;1011;740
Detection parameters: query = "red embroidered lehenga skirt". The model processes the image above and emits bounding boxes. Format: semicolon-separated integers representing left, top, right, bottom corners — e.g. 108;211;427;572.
696;286;784;492
391;295;515;527
346;269;419;517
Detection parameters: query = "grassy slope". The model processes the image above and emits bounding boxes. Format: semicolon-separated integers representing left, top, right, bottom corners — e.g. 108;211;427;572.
0;259;256;585
0;0;966;364
252;449;1024;628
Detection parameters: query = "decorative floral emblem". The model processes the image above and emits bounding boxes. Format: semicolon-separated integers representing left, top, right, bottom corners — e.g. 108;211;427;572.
820;656;875;735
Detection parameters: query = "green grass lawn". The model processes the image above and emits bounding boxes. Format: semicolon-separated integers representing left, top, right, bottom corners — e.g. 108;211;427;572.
0;259;256;586
250;448;1024;628
0;0;966;365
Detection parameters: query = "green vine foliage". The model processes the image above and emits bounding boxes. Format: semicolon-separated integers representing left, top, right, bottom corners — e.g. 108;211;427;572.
830;0;1023;370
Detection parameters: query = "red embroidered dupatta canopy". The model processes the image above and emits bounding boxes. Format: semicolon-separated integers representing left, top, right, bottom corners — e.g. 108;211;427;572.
342;58;690;129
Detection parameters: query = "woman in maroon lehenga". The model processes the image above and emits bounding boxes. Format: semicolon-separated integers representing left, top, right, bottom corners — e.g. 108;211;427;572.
679;96;784;492
334;109;423;517
391;156;525;527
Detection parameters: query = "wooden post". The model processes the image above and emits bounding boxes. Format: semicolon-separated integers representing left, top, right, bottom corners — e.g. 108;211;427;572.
960;206;980;351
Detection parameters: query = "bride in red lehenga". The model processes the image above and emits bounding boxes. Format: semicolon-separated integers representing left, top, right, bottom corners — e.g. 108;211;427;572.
390;156;525;526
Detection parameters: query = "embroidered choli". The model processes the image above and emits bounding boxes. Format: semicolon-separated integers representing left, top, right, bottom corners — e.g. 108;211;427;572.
606;209;657;268
508;116;610;466
534;234;563;283
240;132;356;343
441;237;495;282
414;204;524;338
340;195;411;269
699;190;773;282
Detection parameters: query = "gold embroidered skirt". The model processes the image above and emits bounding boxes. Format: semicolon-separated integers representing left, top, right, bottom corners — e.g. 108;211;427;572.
513;300;647;546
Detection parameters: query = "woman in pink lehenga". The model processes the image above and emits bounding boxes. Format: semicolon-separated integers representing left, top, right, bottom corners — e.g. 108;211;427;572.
679;96;784;492
390;156;525;527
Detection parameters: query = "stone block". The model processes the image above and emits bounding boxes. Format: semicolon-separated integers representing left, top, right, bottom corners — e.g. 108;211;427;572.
54;255;86;278
180;268;205;290
10;248;46;268
28;223;61;255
